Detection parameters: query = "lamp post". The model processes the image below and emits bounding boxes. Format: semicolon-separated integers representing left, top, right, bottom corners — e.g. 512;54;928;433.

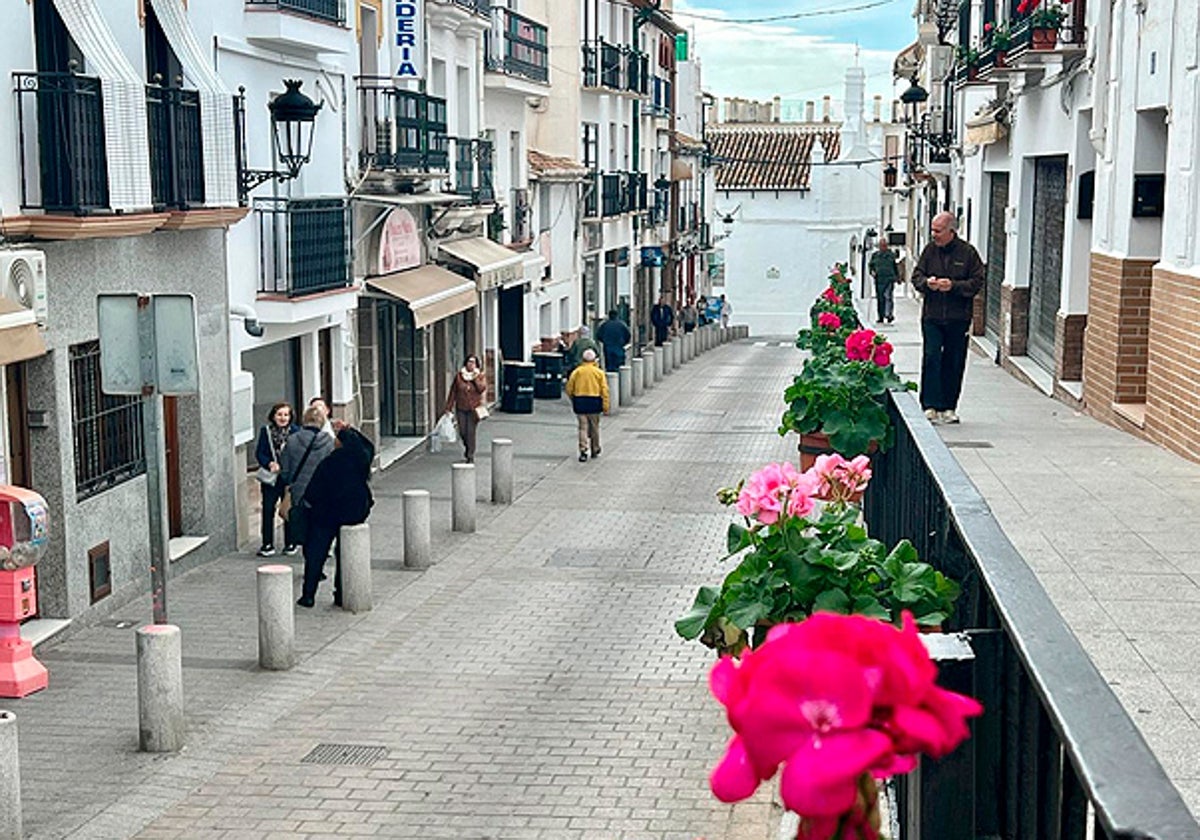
237;79;323;201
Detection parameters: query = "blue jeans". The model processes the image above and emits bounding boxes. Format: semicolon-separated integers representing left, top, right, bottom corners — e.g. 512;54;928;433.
920;319;971;412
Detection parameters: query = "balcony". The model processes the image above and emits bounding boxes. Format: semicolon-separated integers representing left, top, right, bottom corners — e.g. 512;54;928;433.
243;0;349;54
146;85;204;210
581;41;649;95
256;197;351;298
357;79;448;175
245;0;343;23
450;137;495;203
650;76;673;118
449;0;489;15
598;171;647;217
583;171;600;219
510;188;531;244
485;7;549;87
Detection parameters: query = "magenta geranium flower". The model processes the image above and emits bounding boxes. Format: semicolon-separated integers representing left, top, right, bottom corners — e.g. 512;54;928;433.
871;341;894;367
817;312;842;330
845;329;877;361
820;287;844;305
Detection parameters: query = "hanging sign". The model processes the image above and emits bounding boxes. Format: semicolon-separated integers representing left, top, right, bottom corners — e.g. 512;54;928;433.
378;207;422;274
394;0;425;80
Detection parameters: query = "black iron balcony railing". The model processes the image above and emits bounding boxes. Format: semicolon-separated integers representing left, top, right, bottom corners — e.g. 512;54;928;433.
13;71;109;214
626;49;649;96
147;84;204;210
581;41;647;94
864;391;1200;839
485;7;549;84
601;172;624;216
651;188;669;226
357;78;448;174
256;197;351;298
600;42;623;90
245;0;344;24
627;171;647;212
449;0;489;15
449;137;495;203
650;76;672;117
583;170;600;218
510;187;530;243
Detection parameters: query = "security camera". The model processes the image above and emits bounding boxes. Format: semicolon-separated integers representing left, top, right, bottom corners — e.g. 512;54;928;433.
243;318;264;338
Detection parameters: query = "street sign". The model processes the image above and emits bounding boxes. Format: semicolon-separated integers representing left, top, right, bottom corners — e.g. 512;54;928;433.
97;294;199;396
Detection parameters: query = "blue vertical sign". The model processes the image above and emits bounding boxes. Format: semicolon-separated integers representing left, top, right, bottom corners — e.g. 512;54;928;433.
394;0;424;80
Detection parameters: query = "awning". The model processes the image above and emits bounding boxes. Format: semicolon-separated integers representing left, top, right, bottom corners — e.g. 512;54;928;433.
965;111;1008;147
364;265;477;329
437;237;523;291
671;159;694;181
0;299;47;366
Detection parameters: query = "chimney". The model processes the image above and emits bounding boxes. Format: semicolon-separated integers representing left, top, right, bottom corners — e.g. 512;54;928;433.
822;95;832;122
772;95;781;123
873;95;883;122
805;100;815;122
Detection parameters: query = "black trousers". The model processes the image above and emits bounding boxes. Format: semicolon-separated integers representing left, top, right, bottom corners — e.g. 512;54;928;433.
920;319;972;412
260;481;294;548
874;278;895;322
302;520;341;601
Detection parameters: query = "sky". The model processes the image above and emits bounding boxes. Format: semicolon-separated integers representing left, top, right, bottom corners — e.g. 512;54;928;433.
673;0;916;121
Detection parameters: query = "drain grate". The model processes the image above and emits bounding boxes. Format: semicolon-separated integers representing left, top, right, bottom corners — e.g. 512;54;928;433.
301;744;390;766
944;441;994;449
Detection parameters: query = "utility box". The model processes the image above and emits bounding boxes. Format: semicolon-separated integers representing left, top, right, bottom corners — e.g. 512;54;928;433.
0;485;50;697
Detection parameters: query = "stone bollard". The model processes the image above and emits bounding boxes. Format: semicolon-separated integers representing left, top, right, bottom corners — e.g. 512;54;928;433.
340;523;372;613
652;348;663;382
663;341;674;374
686;332;695;361
491;438;514;505
605;371;620;414
136;624;184;753
256;565;294;670
452;463;476;533
672;337;682;369
403;490;433;568
631;357;645;397
0;711;20;840
618;365;632;405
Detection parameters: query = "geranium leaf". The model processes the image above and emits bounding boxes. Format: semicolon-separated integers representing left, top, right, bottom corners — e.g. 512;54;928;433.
813;588;851;614
675;586;721;639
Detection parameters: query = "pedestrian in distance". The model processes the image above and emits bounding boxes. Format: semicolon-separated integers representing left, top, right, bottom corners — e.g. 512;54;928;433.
651;295;674;346
911;211;985;425
868;237;901;325
719;294;732;328
255;402;299;557
595;309;631;373
280;405;336;549
444;354;488;464
565;324;603;374
296;426;375;608
681;298;699;334
697;295;709;326
566;348;609;462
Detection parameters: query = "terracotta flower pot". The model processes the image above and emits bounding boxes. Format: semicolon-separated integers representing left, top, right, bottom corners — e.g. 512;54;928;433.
967;65;979;82
994;50;1007;67
1031;27;1058;50
797;432;878;471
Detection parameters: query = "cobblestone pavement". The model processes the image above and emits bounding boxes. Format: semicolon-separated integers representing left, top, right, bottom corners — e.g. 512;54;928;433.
13;334;798;839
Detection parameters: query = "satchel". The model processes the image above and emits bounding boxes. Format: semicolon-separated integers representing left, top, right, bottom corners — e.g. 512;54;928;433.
256;426;280;485
474;404;490;421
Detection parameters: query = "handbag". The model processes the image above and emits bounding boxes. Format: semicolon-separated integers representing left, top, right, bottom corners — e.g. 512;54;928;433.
474;404;490;421
256;426;280;485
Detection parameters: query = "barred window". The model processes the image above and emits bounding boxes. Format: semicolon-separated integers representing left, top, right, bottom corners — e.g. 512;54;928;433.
69;341;145;500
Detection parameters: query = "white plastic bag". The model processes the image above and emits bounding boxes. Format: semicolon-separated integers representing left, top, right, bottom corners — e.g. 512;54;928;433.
435;412;458;445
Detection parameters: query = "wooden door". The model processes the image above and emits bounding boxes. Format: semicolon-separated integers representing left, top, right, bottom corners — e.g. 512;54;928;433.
5;364;31;487
163;395;182;538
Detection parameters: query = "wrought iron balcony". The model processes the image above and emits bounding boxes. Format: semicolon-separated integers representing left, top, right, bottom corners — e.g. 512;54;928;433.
626;49;649;96
601;172;624;217
357;79;448;174
651;188;669;226
583;170;600;219
448;0;489;15
485;7;549;84
581;41;647;94
450;137;495;203
510;187;531;243
13;71;109;214
256;197;351;298
147;84;204;210
245;0;344;24
650;76;672;117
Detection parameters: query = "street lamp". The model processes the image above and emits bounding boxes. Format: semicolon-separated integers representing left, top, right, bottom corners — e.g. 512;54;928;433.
237;79;324;201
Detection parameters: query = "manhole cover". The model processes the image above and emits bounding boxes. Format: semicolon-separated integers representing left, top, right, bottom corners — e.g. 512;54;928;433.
944;441;994;449
301;744;390;766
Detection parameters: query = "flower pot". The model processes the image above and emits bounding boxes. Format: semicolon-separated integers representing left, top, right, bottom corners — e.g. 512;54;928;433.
1031;27;1058;50
967;65;979;81
994;50;1007;67
797;432;878;471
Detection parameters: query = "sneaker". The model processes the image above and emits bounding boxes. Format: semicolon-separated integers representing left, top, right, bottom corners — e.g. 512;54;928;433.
296;595;314;608
281;545;298;556
941;410;960;424
923;409;940;424
257;545;276;557
591;448;601;459
579;452;589;462
886;316;895;324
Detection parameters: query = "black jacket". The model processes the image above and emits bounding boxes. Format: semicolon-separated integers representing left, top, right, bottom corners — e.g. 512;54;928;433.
303;428;375;528
911;236;985;322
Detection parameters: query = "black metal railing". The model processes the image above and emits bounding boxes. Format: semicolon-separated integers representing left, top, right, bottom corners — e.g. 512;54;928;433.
357;78;448;173
582;41;647;94
485;7;549;84
600;42;622;90
449;0;489;15
651;76;672;116
147;84;204;209
583;170;600;218
626;49;649;96
13;71;109;214
627;171;647;212
70;341;145;502
651;187;669;226
256;197;351;297
601;172;624;216
449;137;494;202
511;187;530;243
863;390;1200;840
245;0;344;23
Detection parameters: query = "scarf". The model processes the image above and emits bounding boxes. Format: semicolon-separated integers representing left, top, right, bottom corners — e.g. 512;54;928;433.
269;423;290;458
461;369;478;381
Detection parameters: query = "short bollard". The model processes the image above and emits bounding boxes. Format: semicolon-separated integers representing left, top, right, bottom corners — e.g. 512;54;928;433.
0;711;20;840
663;341;674;374
403;490;433;568
256;565;294;670
686;332;695;361
652;348;663;381
672;337;682;369
340;523;372;613
605;371;620;414
618;365;632;405
631;358;644;396
451;463;476;533
136;624;184;753
491;438;514;505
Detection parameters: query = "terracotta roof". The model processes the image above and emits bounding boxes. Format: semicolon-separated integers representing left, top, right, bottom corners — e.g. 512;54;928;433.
707;125;842;191
528;149;588;179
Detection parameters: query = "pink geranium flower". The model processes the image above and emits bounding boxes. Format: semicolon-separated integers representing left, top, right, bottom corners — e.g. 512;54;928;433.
735;462;820;525
871;341;894;367
845;329;877;361
811;454;872;503
820;287;844;305
817;312;842;330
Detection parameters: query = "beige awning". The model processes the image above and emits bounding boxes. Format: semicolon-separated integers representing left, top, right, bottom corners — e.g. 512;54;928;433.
365;264;477;329
437;237;523;291
671;159;694;181
0;298;46;366
966;112;1007;146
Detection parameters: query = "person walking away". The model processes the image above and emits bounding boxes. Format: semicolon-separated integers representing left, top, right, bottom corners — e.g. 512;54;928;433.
868;237;901;324
650;295;674;346
445;354;488;463
594;309;631;373
566;348;609;462
697;295;709;326
911;211;985;425
255;402;299;557
565;325;602;374
681;299;699;333
719;294;732;328
296;427;375;608
280;405;335;553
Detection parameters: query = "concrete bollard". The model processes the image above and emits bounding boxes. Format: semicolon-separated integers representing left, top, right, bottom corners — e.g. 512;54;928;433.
686;332;695;360
631;357;645;396
652;348;663;381
0;711;20;840
136;624;184;753
491;438;514;505
618;365;632;405
452;463;476;533
339;523;372;613
663;341;674;374
403;490;432;568
256;565;294;670
672;337;682;369
605;371;620;414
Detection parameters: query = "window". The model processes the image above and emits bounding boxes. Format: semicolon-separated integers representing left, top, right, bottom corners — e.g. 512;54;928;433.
581;122;599;169
69;341;145;500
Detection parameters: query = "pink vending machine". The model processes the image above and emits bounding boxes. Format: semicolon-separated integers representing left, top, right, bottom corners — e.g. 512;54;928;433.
0;485;50;697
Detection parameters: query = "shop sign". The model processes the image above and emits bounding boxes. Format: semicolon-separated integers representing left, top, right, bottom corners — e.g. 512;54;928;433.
394;0;424;80
378;207;422;274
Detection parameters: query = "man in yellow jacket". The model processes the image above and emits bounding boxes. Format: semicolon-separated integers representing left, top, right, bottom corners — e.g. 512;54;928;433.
565;348;610;462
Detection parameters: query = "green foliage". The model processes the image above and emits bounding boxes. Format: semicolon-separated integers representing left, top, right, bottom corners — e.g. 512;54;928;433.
1028;4;1067;29
986;21;1013;50
955;45;981;67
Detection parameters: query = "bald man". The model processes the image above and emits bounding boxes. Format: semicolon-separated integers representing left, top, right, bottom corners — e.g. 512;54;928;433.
911;212;985;424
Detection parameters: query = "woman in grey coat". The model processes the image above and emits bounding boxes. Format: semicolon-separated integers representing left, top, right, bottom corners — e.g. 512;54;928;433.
280;405;335;542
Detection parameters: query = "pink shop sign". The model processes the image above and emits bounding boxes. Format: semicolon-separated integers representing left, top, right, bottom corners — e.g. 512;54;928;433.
378;208;422;274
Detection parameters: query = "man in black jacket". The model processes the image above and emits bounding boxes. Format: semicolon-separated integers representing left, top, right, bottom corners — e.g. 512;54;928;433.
650;295;673;347
911;212;985;424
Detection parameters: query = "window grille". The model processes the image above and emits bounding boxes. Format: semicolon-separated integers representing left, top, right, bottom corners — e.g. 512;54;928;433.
69;341;145;500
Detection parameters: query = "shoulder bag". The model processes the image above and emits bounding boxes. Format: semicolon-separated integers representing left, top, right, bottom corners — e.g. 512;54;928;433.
256;426;279;486
278;433;319;523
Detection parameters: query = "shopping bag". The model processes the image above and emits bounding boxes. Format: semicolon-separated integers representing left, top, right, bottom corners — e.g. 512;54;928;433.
435;412;458;444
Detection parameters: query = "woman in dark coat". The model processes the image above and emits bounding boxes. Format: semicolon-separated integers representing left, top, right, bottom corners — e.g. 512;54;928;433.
254;403;299;557
296;427;375;608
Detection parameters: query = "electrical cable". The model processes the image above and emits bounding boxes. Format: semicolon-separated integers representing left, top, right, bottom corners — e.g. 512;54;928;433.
615;0;902;24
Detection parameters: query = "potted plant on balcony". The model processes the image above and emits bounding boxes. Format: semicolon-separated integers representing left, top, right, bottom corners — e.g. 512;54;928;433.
955;45;982;81
1020;0;1068;50
985;21;1014;66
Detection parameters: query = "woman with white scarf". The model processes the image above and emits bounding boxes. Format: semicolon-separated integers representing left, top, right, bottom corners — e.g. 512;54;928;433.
444;354;488;463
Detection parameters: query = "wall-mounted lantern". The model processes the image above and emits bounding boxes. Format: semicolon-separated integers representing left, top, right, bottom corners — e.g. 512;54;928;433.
237;79;323;201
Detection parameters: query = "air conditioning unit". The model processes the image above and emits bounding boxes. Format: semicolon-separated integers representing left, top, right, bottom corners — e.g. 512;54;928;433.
0;250;48;327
